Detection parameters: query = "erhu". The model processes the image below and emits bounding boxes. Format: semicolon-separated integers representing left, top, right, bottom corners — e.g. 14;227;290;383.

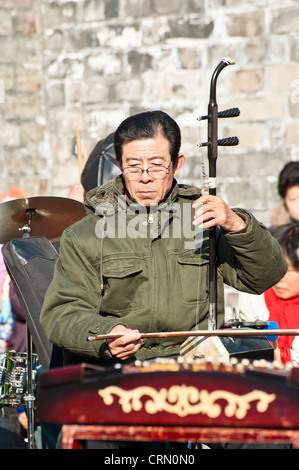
197;57;240;331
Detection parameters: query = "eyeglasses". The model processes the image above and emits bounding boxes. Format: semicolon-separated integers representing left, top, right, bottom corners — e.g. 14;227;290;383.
122;164;171;180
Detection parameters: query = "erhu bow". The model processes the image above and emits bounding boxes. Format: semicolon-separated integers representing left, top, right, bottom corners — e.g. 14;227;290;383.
87;328;299;342
197;58;240;331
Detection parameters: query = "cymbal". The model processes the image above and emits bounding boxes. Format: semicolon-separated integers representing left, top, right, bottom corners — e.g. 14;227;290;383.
0;196;86;244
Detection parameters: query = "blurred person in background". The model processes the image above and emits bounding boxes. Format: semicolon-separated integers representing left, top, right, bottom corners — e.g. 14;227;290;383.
239;223;299;365
0;187;28;448
269;162;299;226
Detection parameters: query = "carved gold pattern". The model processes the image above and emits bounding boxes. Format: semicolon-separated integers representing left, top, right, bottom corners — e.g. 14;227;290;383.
98;385;276;419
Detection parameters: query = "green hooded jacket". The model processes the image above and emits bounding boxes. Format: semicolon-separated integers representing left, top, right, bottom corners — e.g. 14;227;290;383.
40;176;287;366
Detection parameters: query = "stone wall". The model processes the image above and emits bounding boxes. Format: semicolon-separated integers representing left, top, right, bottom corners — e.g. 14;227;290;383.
0;0;298;225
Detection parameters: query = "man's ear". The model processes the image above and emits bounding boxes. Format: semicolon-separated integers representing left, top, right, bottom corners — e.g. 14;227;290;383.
116;158;122;169
173;154;185;177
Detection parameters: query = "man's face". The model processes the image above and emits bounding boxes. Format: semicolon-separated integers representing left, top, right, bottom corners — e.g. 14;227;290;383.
119;133;185;206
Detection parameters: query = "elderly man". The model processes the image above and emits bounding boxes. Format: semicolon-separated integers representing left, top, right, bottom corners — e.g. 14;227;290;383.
40;110;287;367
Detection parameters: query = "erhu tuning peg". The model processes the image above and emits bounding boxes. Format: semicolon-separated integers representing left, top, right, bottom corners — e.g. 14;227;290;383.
197;107;240;121
217;136;239;146
198;136;239;147
218;107;240;118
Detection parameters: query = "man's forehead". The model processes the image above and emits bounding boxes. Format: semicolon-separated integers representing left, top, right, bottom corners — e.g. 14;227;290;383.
123;154;168;162
122;136;170;157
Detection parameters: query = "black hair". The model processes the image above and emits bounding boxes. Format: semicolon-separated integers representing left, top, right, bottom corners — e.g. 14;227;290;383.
278;162;299;199
270;223;299;270
114;110;181;165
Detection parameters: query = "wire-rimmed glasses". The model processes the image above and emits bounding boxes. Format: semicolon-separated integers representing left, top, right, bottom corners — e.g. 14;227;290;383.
122;164;171;179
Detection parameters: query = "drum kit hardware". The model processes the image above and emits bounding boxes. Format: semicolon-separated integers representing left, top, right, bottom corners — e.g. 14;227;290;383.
0;351;38;407
0;196;86;243
0;195;86;448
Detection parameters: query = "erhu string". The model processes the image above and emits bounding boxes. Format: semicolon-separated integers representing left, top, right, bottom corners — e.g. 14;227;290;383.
194;119;208;331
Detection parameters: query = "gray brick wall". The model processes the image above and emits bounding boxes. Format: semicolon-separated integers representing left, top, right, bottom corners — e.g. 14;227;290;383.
0;0;298;226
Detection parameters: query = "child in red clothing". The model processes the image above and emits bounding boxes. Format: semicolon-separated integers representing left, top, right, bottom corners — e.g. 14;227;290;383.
239;223;299;364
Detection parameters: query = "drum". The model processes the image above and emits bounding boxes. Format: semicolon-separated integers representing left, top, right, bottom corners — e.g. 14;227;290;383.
0;351;38;406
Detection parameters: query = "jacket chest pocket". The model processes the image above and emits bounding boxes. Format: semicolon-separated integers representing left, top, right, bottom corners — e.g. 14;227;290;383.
177;254;209;304
101;257;147;314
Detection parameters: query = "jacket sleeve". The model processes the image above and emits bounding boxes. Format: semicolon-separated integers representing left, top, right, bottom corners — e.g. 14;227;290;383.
40;228;125;361
218;209;287;294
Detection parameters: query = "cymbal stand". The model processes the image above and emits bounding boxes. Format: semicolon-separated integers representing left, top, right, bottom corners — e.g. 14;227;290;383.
18;209;35;238
24;329;35;449
19;210;36;449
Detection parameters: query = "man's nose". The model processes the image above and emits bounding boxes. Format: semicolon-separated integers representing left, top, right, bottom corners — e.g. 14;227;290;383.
140;168;153;181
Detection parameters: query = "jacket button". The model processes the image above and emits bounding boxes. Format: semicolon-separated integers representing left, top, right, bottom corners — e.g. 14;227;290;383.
94;325;100;330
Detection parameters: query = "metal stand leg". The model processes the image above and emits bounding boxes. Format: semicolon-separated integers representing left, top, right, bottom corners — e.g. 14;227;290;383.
25;327;35;449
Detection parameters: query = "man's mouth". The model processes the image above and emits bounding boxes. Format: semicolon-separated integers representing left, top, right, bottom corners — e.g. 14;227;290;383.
138;191;155;196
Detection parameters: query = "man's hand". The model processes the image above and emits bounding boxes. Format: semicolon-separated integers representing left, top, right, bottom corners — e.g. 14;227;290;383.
192;189;246;232
107;324;143;360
